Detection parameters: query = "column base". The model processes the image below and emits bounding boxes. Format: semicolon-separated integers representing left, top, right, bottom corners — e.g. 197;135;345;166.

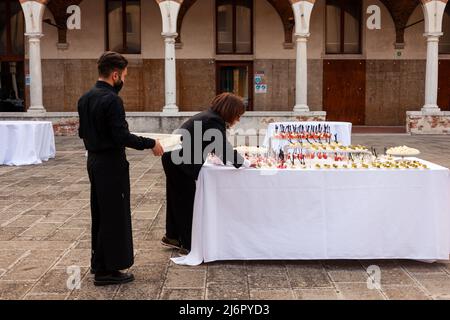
162;105;179;114
27;106;46;113
293;105;310;113
421;105;441;114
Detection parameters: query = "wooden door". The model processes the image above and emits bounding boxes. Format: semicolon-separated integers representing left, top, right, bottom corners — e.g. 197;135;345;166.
216;61;254;111
323;60;366;125
438;60;450;111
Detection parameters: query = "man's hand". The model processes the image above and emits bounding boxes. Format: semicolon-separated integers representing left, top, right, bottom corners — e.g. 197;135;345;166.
152;140;164;156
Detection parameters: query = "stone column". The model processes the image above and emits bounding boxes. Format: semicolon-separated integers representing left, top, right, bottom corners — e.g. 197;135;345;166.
290;0;315;113
294;34;310;112
20;0;48;113
423;33;442;112
163;34;178;113
420;0;448;113
156;0;183;114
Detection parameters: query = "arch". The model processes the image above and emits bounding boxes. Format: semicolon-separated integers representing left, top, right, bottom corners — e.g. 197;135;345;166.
379;0;421;47
176;0;294;45
44;0;83;44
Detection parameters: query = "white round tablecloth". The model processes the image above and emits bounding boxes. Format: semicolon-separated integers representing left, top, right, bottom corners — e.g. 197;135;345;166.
0;121;56;166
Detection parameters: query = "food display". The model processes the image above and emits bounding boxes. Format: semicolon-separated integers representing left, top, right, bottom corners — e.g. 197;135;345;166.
234;146;268;157
386;146;420;157
273;124;336;144
228;143;427;171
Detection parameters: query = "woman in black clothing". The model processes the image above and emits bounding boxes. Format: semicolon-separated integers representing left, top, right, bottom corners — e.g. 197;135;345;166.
161;93;251;253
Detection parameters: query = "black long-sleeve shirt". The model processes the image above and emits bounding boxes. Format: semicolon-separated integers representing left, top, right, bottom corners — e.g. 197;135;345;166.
175;108;245;179
78;81;155;152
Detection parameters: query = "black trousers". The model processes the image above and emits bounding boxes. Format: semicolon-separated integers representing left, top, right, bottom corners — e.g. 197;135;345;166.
87;149;134;272
162;152;196;250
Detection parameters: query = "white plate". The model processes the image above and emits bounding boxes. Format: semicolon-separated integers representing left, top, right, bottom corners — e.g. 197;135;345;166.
386;151;421;157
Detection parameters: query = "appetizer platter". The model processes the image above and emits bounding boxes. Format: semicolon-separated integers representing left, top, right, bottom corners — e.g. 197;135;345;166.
227;144;428;171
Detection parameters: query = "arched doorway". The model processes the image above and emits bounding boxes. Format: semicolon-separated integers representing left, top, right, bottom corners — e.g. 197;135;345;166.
0;0;25;112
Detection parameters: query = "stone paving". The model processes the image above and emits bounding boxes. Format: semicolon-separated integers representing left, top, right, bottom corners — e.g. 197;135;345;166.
0;135;450;300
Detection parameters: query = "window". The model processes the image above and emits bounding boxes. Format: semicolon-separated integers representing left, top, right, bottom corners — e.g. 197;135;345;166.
216;0;253;54
326;0;362;54
106;0;141;54
0;0;24;58
440;8;450;54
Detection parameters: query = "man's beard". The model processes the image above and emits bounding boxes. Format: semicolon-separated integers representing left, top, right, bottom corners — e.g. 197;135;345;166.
113;78;124;94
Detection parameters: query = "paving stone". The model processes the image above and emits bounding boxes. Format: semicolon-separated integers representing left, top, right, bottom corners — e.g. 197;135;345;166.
165;268;206;289
114;281;161;300
1;251;63;281
160;288;205;300
382;285;430;300
294;288;340;300
325;261;368;283
134;249;173;265
130;265;167;283
412;273;450;299
250;289;295;300
248;274;290;289
145;227;166;241
0;227;26;240
286;263;333;288
56;249;91;268
399;260;447;274
19;223;61;240
3;215;43;228
207;265;247;285
206;283;250;300
335;283;385;300
24;293;68;300
0;250;28;271
0;281;34;300
31;268;76;295
46;228;85;241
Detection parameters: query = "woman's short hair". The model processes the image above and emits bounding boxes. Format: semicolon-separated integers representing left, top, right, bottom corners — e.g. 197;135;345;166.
97;51;128;78
210;93;246;124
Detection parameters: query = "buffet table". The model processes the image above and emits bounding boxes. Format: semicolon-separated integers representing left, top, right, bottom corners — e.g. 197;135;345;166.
173;161;450;266
0;121;56;166
263;121;352;152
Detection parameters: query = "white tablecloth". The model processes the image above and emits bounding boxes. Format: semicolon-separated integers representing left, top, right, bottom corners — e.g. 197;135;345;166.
0;121;56;166
173;160;450;266
263;121;353;152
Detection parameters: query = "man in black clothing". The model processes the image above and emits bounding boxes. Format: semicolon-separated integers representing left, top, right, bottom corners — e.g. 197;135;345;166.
78;52;164;286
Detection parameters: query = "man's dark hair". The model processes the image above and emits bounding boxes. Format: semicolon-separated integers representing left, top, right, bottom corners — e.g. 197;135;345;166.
97;51;128;78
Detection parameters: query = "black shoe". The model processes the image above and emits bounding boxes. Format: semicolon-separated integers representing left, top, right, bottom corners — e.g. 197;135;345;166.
178;247;190;256
94;271;135;286
161;236;182;250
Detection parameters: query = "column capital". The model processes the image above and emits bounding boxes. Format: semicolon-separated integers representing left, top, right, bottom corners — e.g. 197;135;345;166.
423;32;443;40
295;33;311;40
25;32;44;40
162;32;178;39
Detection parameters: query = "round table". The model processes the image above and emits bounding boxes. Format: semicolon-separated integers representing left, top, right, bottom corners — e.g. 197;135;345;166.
0;121;56;166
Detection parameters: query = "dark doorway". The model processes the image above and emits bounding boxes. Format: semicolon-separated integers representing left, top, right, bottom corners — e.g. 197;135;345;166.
0;0;25;112
216;61;253;111
438;60;450;111
323;59;366;125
